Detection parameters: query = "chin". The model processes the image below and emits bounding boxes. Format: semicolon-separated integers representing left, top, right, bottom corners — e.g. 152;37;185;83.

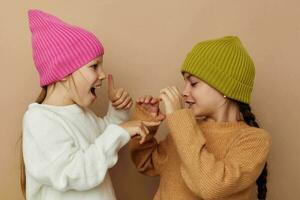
86;99;96;107
77;98;94;108
191;107;206;117
190;107;200;116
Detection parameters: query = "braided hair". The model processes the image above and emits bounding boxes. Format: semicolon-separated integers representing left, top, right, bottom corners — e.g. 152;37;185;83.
235;100;268;200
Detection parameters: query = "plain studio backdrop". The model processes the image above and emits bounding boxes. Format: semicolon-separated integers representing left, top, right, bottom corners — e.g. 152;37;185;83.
0;0;299;199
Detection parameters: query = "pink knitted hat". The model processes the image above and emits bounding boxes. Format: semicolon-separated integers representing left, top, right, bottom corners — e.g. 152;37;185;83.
28;9;104;86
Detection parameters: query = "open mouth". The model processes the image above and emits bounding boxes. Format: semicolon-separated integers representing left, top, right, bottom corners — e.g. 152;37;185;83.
90;87;96;97
90;83;101;97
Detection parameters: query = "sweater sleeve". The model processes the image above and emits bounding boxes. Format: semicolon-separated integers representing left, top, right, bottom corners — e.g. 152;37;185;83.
97;102;130;128
166;109;271;199
22;109;130;192
129;104;168;176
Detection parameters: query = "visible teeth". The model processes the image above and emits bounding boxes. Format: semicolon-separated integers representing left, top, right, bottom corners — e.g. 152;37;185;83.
185;102;195;108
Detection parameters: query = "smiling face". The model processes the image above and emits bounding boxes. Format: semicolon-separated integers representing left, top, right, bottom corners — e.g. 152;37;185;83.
66;56;105;107
182;72;227;118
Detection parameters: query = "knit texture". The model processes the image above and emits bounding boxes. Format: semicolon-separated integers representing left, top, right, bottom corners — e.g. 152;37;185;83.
28;9;104;86
23;102;130;200
181;36;255;104
130;104;271;200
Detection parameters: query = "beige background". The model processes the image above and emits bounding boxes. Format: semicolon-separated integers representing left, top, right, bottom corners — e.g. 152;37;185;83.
1;0;299;199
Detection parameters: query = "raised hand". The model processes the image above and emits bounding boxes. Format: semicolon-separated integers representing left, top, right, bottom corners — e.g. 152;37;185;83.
108;74;133;110
120;120;160;144
159;86;184;115
137;95;165;121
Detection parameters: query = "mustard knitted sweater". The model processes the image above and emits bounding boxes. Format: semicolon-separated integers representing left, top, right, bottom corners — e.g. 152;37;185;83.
130;105;271;200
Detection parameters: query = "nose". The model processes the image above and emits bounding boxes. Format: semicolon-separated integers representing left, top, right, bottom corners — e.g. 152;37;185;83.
98;70;106;81
181;84;190;98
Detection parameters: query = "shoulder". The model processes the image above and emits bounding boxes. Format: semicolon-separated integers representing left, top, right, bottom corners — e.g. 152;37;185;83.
24;103;54;121
235;125;272;148
242;126;271;140
23;103;64;130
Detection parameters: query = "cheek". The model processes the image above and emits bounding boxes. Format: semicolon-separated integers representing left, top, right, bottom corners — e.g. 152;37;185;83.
190;87;221;113
83;72;98;90
91;72;98;82
69;79;88;100
190;87;210;106
191;90;202;105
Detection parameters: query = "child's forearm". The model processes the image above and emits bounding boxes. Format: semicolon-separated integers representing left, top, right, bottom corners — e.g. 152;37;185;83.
130;133;167;176
129;103;168;176
98;102;130;127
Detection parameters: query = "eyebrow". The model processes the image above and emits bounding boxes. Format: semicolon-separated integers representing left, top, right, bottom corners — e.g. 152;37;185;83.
184;74;192;80
91;59;102;66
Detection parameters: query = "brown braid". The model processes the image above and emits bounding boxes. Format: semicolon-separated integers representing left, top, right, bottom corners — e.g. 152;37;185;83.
235;100;268;200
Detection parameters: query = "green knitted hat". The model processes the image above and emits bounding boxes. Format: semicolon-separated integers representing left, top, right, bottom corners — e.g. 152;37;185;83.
181;36;255;104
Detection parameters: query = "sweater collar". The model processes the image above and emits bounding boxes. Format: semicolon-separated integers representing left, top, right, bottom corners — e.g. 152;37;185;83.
29;102;84;114
198;120;249;132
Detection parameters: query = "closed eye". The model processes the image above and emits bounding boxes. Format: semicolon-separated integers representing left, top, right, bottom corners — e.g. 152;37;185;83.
91;64;98;70
191;82;198;87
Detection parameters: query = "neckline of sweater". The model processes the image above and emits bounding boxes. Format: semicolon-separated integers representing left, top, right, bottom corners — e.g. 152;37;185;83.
29;102;85;114
198;120;250;130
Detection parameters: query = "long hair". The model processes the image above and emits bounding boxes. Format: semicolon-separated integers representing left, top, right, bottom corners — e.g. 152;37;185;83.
20;87;47;198
235;100;268;200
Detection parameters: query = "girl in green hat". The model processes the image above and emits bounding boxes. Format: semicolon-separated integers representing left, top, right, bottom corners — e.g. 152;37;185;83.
130;36;271;200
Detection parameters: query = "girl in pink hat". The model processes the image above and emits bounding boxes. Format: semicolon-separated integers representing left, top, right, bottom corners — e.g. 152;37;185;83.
21;9;153;200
